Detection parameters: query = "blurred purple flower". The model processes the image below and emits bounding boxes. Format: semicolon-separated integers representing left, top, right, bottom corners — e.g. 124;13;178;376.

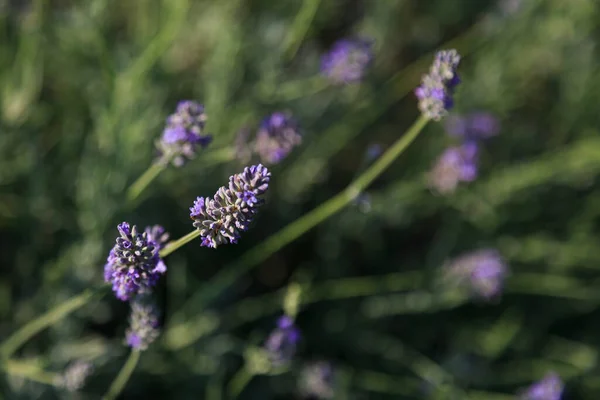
521;372;564;400
190;164;271;248
104;223;167;301
445;113;500;140
299;361;335;399
429;141;479;194
126;298;160;351
366;143;383;161
254;112;301;164
264;316;301;366
156;101;212;167
415;49;461;121
446;249;508;299
59;361;93;392
321;38;374;84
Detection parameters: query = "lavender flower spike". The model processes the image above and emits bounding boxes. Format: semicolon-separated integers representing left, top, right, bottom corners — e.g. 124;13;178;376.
58;361;94;392
254;112;301;165
521;372;564;400
429;141;479;194
156;101;212;167
103;222;168;301
415;49;461;121
190;164;271;248
321;38;374;84
264;316;301;366
126;298;161;351
299;361;335;399
445;248;508;299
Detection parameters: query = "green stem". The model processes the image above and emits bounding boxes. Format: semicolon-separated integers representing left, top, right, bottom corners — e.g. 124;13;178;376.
228;366;253;398
102;350;141;400
259;76;330;102
200;146;236;166
179;115;429;311
160;230;201;258
2;359;61;386
126;162;166;203
0;288;104;359
126;147;235;205
282;0;322;60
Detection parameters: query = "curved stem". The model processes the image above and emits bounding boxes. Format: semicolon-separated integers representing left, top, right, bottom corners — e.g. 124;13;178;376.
177;115;429;312
102;350;141;400
228;366;253;398
0;288;105;359
282;0;322;61
2;359;61;386
127;162;166;203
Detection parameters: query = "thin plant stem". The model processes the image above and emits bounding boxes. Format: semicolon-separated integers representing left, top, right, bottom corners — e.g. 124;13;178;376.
259;76;330;102
127;162;166;203
102;349;141;400
228;366;254;398
2;359;61;386
160;230;201;258
176;115;429;313
282;0;322;60
126;146;235;204
0;288;104;359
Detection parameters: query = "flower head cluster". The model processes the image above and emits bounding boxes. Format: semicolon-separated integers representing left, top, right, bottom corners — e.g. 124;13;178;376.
126;298;161;350
299;361;335;399
429;142;479;194
521;372;564;400
156;101;212;167
104;222;168;301
415;49;461;121
264;316;301;367
190;164;271;248
321;38;374;84
445;112;500;140
58;361;94;392
253;112;301;165
445;249;508;299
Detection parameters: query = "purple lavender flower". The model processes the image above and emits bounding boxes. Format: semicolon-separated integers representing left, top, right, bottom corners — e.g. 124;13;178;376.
156;101;212;167
190;164;271;248
264;316;300;366
126;298;160;351
299;361;335;399
58;361;94;392
415;49;461;121
254;112;301;165
521;372;564;400
446;249;508;299
321;38;374;84
429;141;479;194
103;222;167;301
445;113;500;140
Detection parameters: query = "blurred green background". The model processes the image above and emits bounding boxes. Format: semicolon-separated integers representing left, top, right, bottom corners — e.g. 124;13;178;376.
1;0;600;398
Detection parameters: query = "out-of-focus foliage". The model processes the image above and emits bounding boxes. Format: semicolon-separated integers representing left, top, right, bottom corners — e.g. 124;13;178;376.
1;0;600;398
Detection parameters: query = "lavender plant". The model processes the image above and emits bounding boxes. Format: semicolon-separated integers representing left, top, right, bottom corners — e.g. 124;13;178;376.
190;164;271;248
6;4;594;397
521;372;564;400
445;249;508;299
263;316;301;367
321;38;374;84
156;101;212;167
125;298;161;351
103;223;168;301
